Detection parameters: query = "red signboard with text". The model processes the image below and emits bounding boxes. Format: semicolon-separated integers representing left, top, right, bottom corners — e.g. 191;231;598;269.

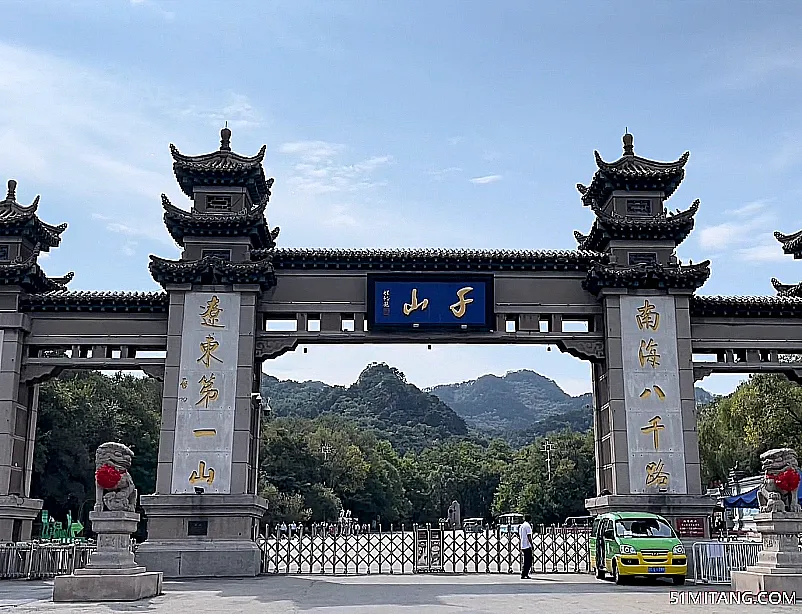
675;517;705;538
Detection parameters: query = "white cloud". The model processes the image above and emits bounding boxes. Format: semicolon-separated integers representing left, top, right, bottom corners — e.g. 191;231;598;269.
428;167;462;180
129;0;175;20
278;140;392;197
0;41;259;252
470;174;503;185
279;141;346;162
697;201;775;252
735;233;788;263
176;93;263;130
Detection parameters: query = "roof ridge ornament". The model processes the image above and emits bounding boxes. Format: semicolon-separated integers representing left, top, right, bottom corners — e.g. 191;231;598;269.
6;179;16;201
220;123;232;152
623;129;634;156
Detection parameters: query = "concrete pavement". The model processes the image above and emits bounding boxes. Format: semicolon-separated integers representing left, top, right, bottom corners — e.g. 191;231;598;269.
0;574;796;613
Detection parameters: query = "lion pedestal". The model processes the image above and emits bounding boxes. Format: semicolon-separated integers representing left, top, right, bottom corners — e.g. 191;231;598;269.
732;448;802;594
53;443;163;602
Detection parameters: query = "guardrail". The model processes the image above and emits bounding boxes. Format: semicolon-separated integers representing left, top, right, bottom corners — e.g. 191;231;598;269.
692;540;762;584
0;542;95;580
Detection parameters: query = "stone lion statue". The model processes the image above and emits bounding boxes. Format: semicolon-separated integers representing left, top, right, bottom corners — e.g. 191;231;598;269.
94;442;138;513
757;447;801;514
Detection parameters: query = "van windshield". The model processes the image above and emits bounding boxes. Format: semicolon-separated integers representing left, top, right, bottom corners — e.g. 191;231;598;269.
615;518;673;538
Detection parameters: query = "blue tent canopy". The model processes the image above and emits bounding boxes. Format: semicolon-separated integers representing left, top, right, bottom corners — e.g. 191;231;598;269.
723;475;802;509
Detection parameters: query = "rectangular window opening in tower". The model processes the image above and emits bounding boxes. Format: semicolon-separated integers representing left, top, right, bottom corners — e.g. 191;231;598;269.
206;195;233;212
626;199;652;215
628;252;657;266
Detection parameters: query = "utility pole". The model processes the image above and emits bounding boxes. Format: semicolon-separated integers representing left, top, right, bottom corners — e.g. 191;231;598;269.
321;443;333;461
542;438;553;481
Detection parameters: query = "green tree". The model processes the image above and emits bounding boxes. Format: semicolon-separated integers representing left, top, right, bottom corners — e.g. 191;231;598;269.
492;430;595;525
698;373;802;486
32;370;162;531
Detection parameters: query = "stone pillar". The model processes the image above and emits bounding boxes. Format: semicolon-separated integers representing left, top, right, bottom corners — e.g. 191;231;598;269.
732;513;802;593
137;287;267;577
586;290;714;539
0;310;42;541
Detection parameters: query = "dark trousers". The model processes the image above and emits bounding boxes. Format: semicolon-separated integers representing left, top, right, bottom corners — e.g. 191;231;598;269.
521;547;533;578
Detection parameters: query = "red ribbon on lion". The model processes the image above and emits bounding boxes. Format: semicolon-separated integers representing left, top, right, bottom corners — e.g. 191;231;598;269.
95;464;122;489
774;467;801;493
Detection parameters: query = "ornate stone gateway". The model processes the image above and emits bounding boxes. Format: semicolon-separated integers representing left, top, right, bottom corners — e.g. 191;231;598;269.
3;127;802;577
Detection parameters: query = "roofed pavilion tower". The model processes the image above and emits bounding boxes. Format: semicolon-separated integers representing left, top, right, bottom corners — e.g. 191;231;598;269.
137;128;276;577
0;179;73;541
771;228;802;297
577;133;714;530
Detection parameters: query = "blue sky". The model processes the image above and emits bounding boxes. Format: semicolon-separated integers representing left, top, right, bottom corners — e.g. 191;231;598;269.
2;0;801;396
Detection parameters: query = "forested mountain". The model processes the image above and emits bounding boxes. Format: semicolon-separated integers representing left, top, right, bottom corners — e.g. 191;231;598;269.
261;363;469;453
261;366;716;449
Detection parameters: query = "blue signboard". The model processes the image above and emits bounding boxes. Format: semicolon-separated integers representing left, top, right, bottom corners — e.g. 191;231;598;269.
369;277;492;330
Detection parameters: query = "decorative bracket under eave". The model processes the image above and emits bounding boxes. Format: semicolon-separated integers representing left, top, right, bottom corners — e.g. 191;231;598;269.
140;364;165;381
555;339;605;362
20;364;64;385
255;336;300;361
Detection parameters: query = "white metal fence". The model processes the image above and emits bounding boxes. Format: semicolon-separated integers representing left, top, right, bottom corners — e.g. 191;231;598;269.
0;543;95;579
692;541;762;584
259;524;591;575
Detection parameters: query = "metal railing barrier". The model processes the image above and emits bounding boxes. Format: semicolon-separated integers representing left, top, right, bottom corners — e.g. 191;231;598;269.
692;540;762;584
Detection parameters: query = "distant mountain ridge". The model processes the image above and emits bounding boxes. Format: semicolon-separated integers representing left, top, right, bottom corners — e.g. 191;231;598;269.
261;365;716;449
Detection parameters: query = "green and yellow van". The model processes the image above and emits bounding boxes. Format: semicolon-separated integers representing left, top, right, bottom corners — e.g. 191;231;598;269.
589;512;687;585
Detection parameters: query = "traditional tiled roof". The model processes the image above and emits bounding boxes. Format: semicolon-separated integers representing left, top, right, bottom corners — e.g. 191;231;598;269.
169;128;274;204
253;248;609;271
774;229;802;259
690;295;802;318
0;246;73;293
771;277;802;298
161;194;275;249
575;199;699;251
0;180;67;249
21;291;168;313
576;133;689;207
149;254;276;290
583;260;710;295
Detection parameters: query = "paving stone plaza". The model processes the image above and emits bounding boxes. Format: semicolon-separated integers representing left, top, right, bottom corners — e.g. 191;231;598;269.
1;575;798;614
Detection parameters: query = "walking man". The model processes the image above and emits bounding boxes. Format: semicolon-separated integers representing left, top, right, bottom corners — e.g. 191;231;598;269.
519;514;533;579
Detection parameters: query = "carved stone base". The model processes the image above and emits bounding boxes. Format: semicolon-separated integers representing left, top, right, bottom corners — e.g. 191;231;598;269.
53;571;162;602
732;512;802;593
137;493;267;578
53;511;162;602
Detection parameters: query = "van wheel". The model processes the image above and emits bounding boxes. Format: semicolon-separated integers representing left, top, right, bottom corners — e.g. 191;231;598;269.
613;560;625;585
595;558;605;579
672;575;685;586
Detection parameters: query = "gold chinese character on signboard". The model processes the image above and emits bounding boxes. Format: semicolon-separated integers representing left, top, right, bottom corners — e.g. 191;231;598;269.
196;374;219;408
403;289;429;315
189;460;215;485
200;295;224;328
449;287;474;318
641;415;666;450
638;339;661;368
197;334;223;368
639;385;666;400
180;378;188;390
645;459;670;488
636;299;660;331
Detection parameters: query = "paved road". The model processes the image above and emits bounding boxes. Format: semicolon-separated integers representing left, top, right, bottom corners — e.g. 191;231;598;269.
0;574;795;613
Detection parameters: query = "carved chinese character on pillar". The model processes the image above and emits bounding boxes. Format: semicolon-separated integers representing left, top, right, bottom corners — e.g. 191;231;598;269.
620;296;688;494
171;293;241;494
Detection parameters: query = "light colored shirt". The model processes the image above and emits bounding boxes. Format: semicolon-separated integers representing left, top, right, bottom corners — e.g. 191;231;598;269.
518;521;533;550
